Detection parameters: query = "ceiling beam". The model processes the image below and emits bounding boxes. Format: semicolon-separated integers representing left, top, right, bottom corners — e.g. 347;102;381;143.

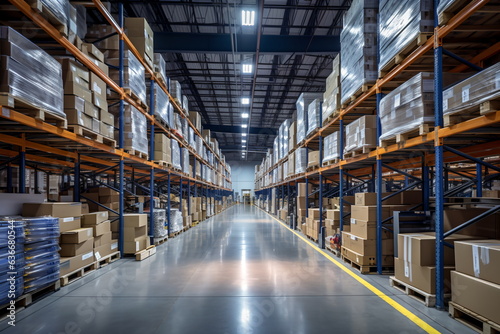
203;124;277;136
154;33;340;54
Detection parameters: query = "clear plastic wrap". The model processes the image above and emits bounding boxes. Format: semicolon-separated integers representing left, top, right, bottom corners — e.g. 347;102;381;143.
379;0;433;73
151;209;167;238
340;0;378;105
41;0;69;27
149;82;173;128
23;217;59;243
188;128;195;149
0;27;64;118
75;5;87;39
172;140;181;169
273;137;279;165
182;147;190;174
295;148;308;174
154;53;166;80
117;104;149;157
0;218;25;248
437;0;466;24
182;95;189;112
344;115;377;153
443;63;500;117
124;50;146;103
323;131;341;162
307;99;321;136
174;113;183;136
296;92;323;144
279;119;291;159
170;80;182;102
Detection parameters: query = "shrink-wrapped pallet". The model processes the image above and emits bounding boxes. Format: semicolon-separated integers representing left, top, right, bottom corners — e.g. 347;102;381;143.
340;0;378;105
172;140;181;170
169;209;183;233
148;82;173;128
344;115;377;154
295;148;308;174
323;55;341;123
323;132;341;163
296;92;322;144
152;209;167;238
307;99;321;136
108;50;146;103
111;104;148;157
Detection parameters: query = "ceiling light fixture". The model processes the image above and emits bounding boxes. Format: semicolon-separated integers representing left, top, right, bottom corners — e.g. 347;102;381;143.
242;64;253;73
242;10;255;26
241;124;248;128
242;113;249;118
242;139;247;143
241;97;250;105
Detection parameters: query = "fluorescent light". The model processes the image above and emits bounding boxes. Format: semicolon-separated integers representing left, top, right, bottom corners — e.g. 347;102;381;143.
242;113;249;118
242;133;247;137
242;145;246;148
241;97;250;105
242;139;247;143
242;64;253;73
241;124;248;128
242;10;255;26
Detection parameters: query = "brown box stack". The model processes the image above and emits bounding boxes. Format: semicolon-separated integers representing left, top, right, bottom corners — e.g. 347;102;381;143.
22;202;83;233
83;187;120;213
123;214;149;254
154;133;172;163
124;18;154;69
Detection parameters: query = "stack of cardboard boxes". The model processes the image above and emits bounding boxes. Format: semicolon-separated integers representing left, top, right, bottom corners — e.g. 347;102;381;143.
296;183;312;231
191;197;202;222
341;191;421;268
450;240;500;325
181;199;192;228
323;55;341;124
123;214;149;254
82;211;118;262
83;187;120;213
153;133;172;163
124;18;154;69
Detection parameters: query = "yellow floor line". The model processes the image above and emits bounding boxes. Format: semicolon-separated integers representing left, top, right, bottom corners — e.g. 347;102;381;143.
256;206;441;334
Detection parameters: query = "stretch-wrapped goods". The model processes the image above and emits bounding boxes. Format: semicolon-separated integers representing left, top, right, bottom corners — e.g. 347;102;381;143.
295;148;308;174
170;80;182;102
41;0;69;28
112;104;148;157
344;115;377;154
172;140;181;170
182;147;190;174
296;93;322;144
307;99;321;136
0;218;24;304
379;0;433;73
149;82;173;128
124;50;146;103
443;63;500;117
323;132;341;162
0;27;64;118
152;209;167;238
169;209;183;233
323;55;341;123
340;0;378;105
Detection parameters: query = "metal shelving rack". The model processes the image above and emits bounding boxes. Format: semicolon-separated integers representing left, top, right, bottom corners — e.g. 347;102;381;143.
255;0;499;309
0;0;234;254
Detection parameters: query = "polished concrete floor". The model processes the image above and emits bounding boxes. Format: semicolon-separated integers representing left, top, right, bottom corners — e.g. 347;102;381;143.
0;204;473;333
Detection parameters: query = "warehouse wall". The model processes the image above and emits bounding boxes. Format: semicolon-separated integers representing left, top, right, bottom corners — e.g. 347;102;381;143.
228;161;257;198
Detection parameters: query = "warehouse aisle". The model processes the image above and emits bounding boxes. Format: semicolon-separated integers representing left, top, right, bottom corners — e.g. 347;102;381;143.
0;205;473;334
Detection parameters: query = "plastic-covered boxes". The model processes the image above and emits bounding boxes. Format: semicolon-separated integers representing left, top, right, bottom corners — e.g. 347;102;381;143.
170;80;182;104
111;104;148;158
295;148;308;174
443;63;500;119
0;218;25;304
344;115;377;154
323;131;341;163
108;50;146;103
182;147;190;175
154;53;166;83
340;0;378;105
437;0;469;25
307;99;321;136
151;209;167;238
148;82;173;128
41;0;70;30
296;92;323;144
378;0;433;75
171;140;181;170
0;26;64;118
23;217;60;293
323;55;341;124
279;119;291;160
124;17;154;69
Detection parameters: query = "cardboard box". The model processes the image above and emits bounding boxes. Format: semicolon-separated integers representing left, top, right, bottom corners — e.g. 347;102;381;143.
308;208;321;219
94;240;119;261
94;231;112;247
307;151;320;167
350;219;380;240
82;42;104;62
341;246;394;267
451;271;500;324
124;235;149;254
342;231;393;256
124;225;147;240
354;192;401;206
92;220;111;237
297;183;313;197
60;227;93;244
351;205;389;221
82;211;109;225
59;251;95;276
60;238;94;257
124;214;147;227
23;202;82;218
395;257;453;294
397;233;477;267
59;217;81;232
483;190;500;198
326;209;339;220
454;240;500;285
297;197;307;209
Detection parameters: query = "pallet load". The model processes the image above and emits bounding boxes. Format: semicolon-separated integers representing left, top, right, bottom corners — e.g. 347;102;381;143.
450;240;500;329
83;187;120;213
393;232;477;306
296;183;312;228
378;0;433;76
307;151;320;170
437;0;472;25
189;111;202;132
307;99;321;137
153;53;167;84
323;131;341;165
306;208;323;241
181;147;190;176
0;26;65;125
148;82;174;128
443;63;500;127
124;17;154;69
0;219;25;305
279;119;291;160
153;133;172;165
59;226;94;284
170;80;182;106
151;209;167;240
169;208;183;234
295;148;308;174
110;103;148;159
108;50;147;106
344;115;377;157
323;55;341;125
288;121;297;153
123;214;149;254
296;92;323;144
340;0;378;105
82;211;117;265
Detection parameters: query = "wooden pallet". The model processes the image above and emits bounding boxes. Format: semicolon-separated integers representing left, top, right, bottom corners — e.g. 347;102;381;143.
389;276;447;307
154;160;172;168
168;230;182;238
379;33;432;77
323;110;341;126
326;245;341;257
123;88;148;111
0;280;60;321
438;0;470;25
191;221;200;226
444;99;500;127
306;128;320;138
306;165;320;172
322;158;340;167
96;251;120;269
153;235;169;246
306;235;318;242
68;125;102;143
0;93;68;129
343;146;375;159
135;245;156;261
379;123;433;148
26;0;68;36
342;255;393;275
341;84;374;108
449;302;500;334
60;262;97;287
125;148;149;160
